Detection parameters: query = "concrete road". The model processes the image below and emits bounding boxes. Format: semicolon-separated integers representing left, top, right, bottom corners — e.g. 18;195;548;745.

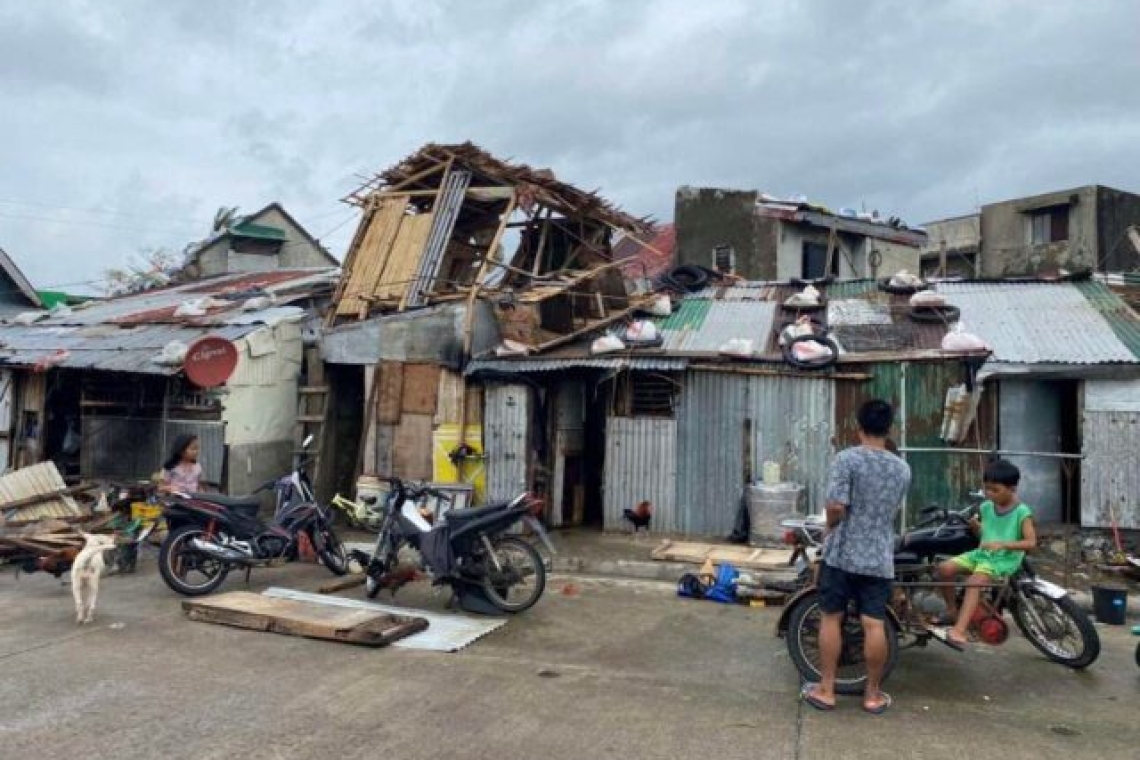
0;558;1136;760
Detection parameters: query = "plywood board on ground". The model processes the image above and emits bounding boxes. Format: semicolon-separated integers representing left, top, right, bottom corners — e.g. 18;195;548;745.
182;591;427;647
651;540;794;571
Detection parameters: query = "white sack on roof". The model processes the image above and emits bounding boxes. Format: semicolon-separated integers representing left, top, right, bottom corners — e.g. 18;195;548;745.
941;322;988;352
644;295;672;317
174;299;208;317
889;270;925;288
152;340;189;366
910;291;947;309
241;294;277;312
623;320;659;344
12;311;48;325
591;334;625;355
719;338;754;357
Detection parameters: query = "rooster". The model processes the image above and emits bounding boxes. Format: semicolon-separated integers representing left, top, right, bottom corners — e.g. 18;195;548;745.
622;501;653;535
373;564;422;598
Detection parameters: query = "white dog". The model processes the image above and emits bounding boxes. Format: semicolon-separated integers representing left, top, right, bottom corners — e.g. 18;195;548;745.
71;532;117;625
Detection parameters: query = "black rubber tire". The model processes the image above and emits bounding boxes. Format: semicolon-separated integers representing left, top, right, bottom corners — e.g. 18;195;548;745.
908;304;961;323
158;525;229;597
781;299;826;314
664;265;710;293
1011;591;1100;669
313;525;349;576
481;537;547;613
878;278;929;295
785;592;900;696
791;275;835;288
782;333;840;371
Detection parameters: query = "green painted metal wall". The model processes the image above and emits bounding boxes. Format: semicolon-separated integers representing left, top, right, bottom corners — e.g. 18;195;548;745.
836;360;996;525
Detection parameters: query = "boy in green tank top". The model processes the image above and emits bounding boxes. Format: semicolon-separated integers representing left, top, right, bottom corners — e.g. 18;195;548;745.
935;458;1037;650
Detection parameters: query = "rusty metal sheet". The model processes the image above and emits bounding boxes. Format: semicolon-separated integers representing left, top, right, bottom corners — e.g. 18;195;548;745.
603;416;677;532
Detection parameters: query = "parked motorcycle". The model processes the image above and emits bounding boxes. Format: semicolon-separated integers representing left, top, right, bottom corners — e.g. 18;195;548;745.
156;438;348;596
777;500;1101;694
357;477;552;614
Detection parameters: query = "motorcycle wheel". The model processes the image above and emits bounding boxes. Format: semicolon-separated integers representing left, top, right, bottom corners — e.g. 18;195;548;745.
480;537;546;613
1011;591;1100;669
313;525;350;576
158;525;230;597
785;591;899;696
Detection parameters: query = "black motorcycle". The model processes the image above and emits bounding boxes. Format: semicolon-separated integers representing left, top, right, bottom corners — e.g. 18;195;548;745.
777;500;1100;694
157;448;348;596
357;477;552;614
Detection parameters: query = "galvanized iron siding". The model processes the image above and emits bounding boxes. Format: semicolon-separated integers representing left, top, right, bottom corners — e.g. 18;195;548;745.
676;371;747;535
465;357;686;374
744;374;834;513
603;417;678;532
834;361;997;524
80;418;224;483
1075;280;1140;360
936;282;1137;364
483;384;531;503
1081;409;1140;529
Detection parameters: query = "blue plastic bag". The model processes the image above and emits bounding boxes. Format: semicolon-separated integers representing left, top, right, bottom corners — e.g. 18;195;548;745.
704;563;740;604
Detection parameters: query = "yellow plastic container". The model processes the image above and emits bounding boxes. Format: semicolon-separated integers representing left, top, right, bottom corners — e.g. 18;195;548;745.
432;424;486;504
131;502;163;524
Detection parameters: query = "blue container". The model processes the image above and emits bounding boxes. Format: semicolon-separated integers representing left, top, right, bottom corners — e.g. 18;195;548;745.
1091;585;1128;625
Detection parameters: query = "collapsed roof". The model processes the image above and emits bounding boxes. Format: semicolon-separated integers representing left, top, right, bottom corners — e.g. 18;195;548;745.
331;143;655;339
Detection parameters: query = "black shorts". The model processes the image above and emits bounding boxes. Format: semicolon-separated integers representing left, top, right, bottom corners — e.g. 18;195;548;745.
817;563;892;620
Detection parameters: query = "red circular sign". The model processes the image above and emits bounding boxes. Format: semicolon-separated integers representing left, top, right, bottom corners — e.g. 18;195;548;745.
184;336;239;388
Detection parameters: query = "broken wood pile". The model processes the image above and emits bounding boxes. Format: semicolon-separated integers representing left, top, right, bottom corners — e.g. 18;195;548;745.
0;461;91;525
0;513;125;574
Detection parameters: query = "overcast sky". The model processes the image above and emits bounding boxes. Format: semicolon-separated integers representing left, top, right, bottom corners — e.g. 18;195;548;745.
2;0;1138;294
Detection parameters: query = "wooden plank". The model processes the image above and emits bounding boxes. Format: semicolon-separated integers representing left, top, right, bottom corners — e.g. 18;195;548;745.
392;413;434;480
650;540;794;571
182;592;427;647
375;362;404;425
401;364;441;415
337;196;410;317
319;575;366;594
379;212;435;303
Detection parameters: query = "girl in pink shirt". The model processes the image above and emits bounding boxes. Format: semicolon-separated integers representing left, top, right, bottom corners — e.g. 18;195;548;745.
161;435;203;494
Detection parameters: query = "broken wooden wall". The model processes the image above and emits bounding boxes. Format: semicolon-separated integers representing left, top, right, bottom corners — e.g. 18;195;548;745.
361;363;482;482
336;196;435;318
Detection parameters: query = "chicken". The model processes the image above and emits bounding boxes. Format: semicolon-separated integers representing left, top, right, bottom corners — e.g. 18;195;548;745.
18;547;80;578
622;501;653;534
374;564;422;597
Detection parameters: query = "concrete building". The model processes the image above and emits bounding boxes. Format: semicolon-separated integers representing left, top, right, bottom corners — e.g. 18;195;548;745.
182;203;339;279
675;187;926;281
921;185;1140;279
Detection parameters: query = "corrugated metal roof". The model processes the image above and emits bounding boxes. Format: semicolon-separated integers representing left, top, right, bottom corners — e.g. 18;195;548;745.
15;269;334;328
0;324;257;374
1074;280;1140;360
936;281;1140;364
660;299;777;351
466;356;687;374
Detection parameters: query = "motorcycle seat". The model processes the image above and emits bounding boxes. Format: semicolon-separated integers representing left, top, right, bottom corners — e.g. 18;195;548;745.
190;493;261;518
446;502;512;523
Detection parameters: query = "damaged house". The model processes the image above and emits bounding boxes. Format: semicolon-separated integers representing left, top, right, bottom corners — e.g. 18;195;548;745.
465;274;1140;536
0;268;337;497
320;142;656;504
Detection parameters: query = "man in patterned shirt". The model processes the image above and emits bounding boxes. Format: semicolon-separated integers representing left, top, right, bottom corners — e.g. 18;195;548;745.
801;399;911;715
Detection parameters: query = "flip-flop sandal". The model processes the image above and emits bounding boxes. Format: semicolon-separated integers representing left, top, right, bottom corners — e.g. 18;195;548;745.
863;691;892;715
800;683;835;711
929;626;967;652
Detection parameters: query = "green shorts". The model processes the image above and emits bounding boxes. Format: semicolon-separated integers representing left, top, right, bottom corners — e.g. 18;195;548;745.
952;549;1021;579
